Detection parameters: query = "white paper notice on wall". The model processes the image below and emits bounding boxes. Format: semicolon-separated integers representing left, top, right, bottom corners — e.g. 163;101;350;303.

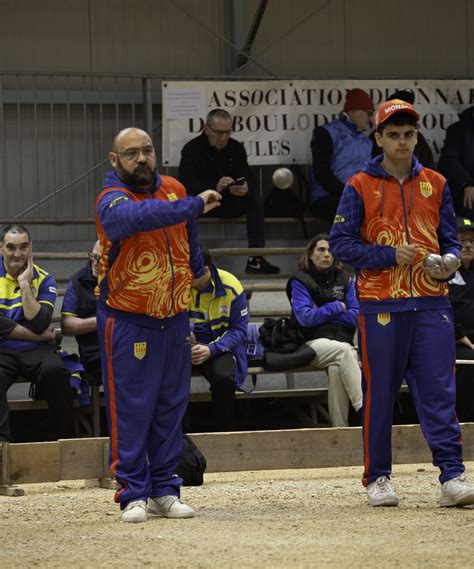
164;87;205;120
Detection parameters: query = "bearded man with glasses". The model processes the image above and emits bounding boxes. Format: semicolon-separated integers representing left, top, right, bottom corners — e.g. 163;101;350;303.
179;108;280;275
95;127;221;523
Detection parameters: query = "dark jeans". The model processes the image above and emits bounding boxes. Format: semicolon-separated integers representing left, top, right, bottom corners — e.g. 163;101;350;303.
0;345;74;441
455;344;474;422
83;356;102;386
193;352;237;430
310;194;341;224
203;187;265;248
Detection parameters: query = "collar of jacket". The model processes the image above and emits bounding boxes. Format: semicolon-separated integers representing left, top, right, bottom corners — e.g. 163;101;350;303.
363;153;422;179
209;263;226;298
78;262;98;284
102;170;163;195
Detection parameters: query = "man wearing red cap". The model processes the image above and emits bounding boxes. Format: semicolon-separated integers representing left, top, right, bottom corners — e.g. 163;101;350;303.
309;88;374;223
329;99;474;508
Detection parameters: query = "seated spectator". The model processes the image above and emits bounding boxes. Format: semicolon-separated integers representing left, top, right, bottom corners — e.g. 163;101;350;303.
309;88;374;224
371;90;435;169
0;224;75;441
189;249;249;430
61;240;101;383
448;217;474;422
286;234;362;427
179;108;279;275
438;106;474;220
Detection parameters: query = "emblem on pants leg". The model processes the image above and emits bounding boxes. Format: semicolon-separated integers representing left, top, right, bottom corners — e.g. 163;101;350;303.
134;342;147;360
377;313;391;326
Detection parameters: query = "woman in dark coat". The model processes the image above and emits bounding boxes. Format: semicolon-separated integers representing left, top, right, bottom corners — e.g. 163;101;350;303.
287;234;362;426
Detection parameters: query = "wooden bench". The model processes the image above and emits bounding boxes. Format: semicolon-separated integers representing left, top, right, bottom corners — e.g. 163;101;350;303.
11;360;474;438
10;364;330;439
12;374;102;438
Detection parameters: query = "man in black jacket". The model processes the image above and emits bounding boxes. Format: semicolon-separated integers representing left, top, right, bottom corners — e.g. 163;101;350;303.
178;108;279;274
448;217;474;421
439;106;474;220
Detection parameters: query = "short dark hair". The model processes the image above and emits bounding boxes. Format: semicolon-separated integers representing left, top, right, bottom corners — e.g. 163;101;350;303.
206;108;232;126
1;223;31;242
376;112;418;135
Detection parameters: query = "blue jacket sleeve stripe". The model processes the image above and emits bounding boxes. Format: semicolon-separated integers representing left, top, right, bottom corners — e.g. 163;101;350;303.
437;183;462;257
329;185;397;269
186;217;204;278
97;190;204;243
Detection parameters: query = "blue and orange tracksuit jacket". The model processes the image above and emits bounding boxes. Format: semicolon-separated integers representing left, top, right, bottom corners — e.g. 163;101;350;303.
95;171;204;322
329;154;460;311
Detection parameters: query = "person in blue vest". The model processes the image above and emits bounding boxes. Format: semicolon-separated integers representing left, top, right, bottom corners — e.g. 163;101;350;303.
188;249;249;431
309;88;374;224
61;240;101;383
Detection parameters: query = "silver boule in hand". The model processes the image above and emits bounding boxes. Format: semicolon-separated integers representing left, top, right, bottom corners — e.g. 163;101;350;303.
442;253;461;274
423;253;442;276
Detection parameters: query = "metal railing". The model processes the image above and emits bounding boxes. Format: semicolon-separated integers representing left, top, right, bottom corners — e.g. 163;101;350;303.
0;73;153;220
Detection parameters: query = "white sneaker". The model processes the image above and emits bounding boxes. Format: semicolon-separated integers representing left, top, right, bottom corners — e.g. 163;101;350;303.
440;475;474;507
366;476;399;507
148;495;195;518
121;500;148;523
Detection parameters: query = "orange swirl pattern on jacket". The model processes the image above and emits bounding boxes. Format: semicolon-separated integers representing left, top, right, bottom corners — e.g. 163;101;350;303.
352;169;448;301
96;177;193;318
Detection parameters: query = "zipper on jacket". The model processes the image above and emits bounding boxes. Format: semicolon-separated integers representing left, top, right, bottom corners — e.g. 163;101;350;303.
162;227;175;317
398;177;414;298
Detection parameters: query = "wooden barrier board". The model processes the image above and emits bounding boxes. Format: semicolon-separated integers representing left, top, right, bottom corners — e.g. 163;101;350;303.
1;424;473;488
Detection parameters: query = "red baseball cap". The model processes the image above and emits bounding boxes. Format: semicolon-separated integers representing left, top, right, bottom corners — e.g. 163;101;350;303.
343;88;374;113
375;99;420;128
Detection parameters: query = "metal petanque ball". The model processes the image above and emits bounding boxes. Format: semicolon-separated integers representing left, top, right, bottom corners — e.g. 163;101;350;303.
423;253;442;276
272;167;294;190
442;253;460;274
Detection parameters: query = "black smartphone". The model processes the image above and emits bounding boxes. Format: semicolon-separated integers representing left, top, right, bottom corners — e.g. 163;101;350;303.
231;177;247;186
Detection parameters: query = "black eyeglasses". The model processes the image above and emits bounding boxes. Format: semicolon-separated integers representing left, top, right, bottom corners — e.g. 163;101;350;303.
114;146;155;161
207;125;232;137
88;253;101;263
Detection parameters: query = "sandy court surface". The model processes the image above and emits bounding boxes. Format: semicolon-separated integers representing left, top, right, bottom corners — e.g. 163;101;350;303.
1;462;473;569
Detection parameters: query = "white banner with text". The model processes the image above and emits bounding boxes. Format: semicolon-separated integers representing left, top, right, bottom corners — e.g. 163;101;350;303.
161;79;474;167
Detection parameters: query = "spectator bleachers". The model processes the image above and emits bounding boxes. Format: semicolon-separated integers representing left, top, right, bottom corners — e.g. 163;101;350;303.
5;216;332;439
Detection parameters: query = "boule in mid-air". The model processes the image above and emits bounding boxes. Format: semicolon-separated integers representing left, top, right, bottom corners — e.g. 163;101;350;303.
272;167;294;190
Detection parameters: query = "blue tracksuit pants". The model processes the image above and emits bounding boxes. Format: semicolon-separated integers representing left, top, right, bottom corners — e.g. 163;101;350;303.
358;307;464;487
97;307;191;508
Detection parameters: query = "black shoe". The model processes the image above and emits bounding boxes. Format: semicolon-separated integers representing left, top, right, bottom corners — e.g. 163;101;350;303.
245;256;280;274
